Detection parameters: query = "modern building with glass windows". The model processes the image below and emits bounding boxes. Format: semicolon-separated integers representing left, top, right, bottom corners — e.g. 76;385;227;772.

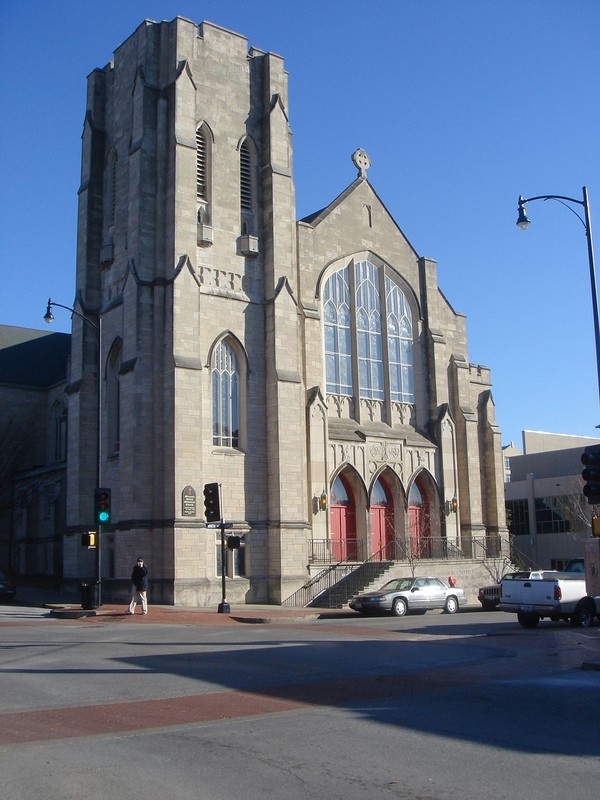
504;430;599;569
61;16;508;605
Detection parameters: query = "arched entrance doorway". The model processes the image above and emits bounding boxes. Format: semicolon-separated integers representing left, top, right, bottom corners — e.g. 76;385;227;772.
408;478;432;558
370;477;394;560
330;474;357;560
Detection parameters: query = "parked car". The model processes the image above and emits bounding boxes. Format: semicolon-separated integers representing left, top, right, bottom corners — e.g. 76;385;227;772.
478;570;542;610
349;576;466;617
0;569;16;602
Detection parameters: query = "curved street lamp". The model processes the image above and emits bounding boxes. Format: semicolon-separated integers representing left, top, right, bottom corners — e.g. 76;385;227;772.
44;299;103;606
516;187;599;405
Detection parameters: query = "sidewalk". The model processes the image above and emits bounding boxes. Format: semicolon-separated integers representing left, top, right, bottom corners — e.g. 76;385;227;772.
15;584;356;625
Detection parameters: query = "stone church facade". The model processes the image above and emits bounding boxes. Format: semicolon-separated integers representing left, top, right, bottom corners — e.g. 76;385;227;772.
65;16;507;606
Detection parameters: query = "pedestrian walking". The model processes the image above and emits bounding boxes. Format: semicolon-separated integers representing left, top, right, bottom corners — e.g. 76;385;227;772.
127;557;149;615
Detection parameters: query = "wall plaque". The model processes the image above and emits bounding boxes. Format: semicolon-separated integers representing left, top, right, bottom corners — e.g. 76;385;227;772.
182;485;196;517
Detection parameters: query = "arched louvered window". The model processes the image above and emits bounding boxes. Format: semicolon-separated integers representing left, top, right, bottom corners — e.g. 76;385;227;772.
196;127;207;199
240;139;253;212
106;340;122;456
50;401;68;463
109;153;117;225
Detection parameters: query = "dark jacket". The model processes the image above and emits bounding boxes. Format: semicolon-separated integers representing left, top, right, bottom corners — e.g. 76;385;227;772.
131;564;149;591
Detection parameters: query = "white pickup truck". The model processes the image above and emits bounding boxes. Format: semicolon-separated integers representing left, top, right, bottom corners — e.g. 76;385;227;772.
499;571;599;628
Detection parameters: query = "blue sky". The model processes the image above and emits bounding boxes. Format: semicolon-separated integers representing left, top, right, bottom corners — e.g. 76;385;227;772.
1;0;599;447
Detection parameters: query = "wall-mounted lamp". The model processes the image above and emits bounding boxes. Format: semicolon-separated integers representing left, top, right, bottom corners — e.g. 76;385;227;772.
447;495;458;515
319;490;328;512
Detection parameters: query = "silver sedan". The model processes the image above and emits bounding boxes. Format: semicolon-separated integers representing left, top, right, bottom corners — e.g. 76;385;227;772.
349;576;466;616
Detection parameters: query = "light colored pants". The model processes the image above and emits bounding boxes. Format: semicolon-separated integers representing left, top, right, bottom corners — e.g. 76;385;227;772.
128;587;148;614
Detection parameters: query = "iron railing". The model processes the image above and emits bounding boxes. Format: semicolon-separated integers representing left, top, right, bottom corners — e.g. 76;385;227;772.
309;536;467;564
286;535;516;608
281;563;356;607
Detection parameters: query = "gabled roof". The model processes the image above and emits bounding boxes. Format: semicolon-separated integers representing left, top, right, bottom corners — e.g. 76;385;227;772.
0;325;70;389
298;175;419;258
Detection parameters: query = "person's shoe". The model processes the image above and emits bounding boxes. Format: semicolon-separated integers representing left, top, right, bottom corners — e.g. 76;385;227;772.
126;610;133;615
142;611;148;615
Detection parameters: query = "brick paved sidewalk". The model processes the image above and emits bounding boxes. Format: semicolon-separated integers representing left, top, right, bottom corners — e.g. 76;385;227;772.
45;602;354;626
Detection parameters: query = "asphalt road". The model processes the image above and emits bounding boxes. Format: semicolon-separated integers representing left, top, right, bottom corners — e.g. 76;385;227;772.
1;603;599;800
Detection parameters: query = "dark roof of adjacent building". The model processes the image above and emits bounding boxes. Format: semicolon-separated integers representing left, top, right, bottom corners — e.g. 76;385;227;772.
0;325;70;388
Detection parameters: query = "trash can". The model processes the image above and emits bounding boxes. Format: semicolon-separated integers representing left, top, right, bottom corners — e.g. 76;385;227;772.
79;582;98;610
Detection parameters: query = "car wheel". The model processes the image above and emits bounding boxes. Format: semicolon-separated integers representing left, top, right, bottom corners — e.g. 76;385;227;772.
517;612;540;628
444;596;459;614
571;600;595;628
392;598;407;617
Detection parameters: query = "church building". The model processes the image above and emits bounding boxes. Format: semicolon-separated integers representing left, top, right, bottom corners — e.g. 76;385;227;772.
64;16;507;606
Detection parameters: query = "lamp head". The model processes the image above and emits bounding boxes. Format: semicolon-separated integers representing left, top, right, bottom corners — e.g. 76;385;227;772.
516;196;530;230
43;299;54;324
319;490;328;512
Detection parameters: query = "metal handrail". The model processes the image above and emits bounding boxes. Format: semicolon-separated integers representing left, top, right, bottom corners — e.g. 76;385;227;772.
308;536;470;564
281;563;355;607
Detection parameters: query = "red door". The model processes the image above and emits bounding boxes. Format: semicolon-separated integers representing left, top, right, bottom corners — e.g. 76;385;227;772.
408;481;431;559
330;476;357;560
409;505;421;558
370;477;394;559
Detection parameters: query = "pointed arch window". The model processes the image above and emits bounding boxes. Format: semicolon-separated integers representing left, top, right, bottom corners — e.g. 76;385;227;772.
51;401;68;463
240;139;253;213
324;267;352;396
106;340;122;456
386;276;414;402
356;260;383;399
196;127;208;200
196;123;212;232
212;340;240;448
323;259;415;405
105;149;117;227
239;137;258;247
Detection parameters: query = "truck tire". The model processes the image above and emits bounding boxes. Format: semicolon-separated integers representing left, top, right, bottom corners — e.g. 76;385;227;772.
571;600;595;628
517;612;540;628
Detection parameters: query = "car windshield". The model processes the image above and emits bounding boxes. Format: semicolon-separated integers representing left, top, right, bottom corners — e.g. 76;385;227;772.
379;578;414;592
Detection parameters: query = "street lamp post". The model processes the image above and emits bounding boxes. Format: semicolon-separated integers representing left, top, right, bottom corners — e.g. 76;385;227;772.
44;299;103;606
516;187;600;404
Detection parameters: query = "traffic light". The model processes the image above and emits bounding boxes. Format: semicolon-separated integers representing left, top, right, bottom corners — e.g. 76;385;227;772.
81;532;96;547
94;488;111;525
203;482;221;522
581;445;600;505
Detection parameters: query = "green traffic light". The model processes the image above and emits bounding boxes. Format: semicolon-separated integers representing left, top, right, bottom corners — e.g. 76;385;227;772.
98;510;109;523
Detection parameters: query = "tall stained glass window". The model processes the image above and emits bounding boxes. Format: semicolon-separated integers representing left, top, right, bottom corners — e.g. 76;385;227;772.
212;340;239;448
323;260;414;404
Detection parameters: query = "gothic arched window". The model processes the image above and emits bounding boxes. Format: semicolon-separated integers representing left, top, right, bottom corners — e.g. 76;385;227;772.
196;123;212;226
323;259;414;404
106;340;122;456
212;339;240;448
50;400;67;463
